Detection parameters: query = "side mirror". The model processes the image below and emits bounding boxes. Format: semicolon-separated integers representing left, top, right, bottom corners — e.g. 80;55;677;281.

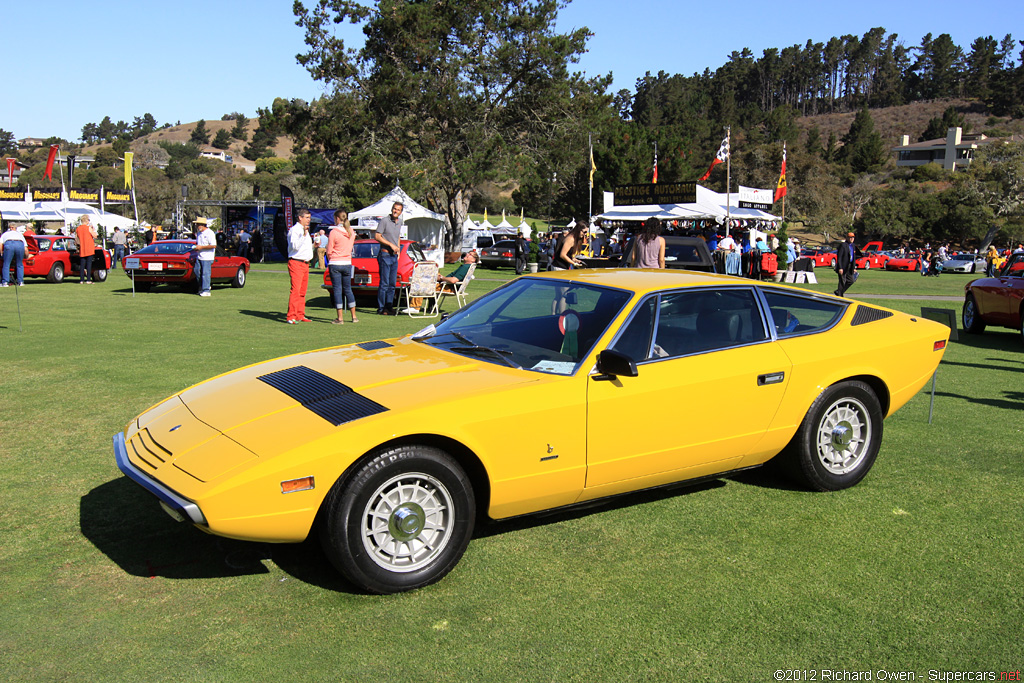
593;349;638;381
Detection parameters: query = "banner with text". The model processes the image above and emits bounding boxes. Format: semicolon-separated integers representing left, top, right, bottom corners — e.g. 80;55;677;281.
32;187;63;202
613;181;696;206
738;185;775;211
104;188;132;203
0;188;28;201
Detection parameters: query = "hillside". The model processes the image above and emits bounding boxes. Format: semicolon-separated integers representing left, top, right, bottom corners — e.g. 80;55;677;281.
82;118;296;170
793;98;1020;146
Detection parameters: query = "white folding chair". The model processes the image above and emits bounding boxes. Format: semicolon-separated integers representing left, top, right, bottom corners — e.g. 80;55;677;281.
437;263;476;314
403;262;441;317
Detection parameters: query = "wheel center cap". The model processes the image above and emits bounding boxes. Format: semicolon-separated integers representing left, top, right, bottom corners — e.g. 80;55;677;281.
389;503;426;542
831;422;853;451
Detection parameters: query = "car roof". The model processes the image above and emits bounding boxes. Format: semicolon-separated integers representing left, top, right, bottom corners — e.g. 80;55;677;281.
523;268;763;295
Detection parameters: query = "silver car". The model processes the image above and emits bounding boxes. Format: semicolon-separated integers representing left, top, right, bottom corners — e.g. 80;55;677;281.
941;253;986;274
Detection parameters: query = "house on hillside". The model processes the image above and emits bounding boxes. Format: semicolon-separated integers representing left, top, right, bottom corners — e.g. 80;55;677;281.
200;148;233;164
892;126;993;171
17;137;46;148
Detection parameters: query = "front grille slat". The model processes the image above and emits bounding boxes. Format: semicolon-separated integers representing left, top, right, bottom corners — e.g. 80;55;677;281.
357;341;392;350
258;366;388;426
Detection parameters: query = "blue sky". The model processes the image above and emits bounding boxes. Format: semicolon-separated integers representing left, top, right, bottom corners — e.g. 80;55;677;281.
4;0;1019;143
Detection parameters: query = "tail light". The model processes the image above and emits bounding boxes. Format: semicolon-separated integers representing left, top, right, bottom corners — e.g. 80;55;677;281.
934;340;947;351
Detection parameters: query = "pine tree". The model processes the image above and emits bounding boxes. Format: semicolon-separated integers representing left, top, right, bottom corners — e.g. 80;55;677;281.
841;107;886;172
190;120;210;146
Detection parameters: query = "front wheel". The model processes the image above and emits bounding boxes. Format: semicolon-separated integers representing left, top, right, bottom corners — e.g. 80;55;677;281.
782;380;883;491
962;294;986;334
231;266;246;288
320;445;476;594
862;262;871;270
830;257;836;268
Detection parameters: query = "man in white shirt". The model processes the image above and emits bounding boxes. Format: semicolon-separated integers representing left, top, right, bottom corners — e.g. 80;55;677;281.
193;218;217;296
717;233;736;251
287;209;314;323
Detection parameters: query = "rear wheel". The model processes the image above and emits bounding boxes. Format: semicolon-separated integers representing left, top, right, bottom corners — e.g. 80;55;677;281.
962;294;986;334
47;262;65;284
231;266;246;288
782;381;883;491
320;445;475;594
93;268;108;283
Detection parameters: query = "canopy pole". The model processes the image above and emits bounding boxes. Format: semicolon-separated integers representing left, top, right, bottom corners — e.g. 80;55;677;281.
725;126;731;237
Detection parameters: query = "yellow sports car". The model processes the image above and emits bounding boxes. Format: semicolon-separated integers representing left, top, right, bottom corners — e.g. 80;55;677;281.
114;270;949;593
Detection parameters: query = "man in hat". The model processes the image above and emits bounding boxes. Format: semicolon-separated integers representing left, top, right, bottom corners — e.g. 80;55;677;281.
193;217;216;296
835;232;858;297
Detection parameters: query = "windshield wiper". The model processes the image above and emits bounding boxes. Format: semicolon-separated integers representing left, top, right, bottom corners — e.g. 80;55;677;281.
414;330;472;345
450;345;522;369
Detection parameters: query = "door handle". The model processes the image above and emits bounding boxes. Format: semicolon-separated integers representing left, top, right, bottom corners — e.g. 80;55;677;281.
758;372;785;386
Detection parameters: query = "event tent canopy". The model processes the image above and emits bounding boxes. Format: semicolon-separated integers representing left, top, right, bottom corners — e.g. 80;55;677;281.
349;185;446;249
0;200;136;231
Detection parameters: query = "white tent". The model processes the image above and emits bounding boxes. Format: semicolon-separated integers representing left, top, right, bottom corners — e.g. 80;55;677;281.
350;185;446;250
461;217;493;250
0;200;136;231
491;210;517;235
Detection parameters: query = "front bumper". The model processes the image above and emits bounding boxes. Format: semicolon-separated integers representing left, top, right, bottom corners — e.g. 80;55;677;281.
113;432;206;525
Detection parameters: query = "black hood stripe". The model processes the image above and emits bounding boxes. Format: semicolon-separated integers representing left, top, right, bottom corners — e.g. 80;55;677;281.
258;366;387;426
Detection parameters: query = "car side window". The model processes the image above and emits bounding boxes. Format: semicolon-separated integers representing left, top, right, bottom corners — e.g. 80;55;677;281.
611;296;657;361
652;289;766;358
762;290;845;337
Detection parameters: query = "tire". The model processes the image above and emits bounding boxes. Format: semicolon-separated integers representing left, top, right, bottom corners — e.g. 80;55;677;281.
93;268;108;283
863;262;871;270
231;266;246;288
47;262;65;284
320;445;476;594
783;380;883;492
971;264;977;274
830;257;836;268
962;294;986;334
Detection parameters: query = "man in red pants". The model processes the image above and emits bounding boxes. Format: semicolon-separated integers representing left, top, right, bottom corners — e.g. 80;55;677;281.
286;209;314;323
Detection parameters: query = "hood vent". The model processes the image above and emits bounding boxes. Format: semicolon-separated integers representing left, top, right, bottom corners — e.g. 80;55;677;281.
357;340;393;350
851;305;894;326
258;365;387;426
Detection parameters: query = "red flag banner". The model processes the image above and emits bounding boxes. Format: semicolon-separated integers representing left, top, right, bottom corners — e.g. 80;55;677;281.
5;158;15;187
44;144;59;181
698;137;730;182
774;146;788;202
652;148;658;184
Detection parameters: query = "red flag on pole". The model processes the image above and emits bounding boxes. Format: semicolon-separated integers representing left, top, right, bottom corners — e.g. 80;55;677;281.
5;158;15;187
698;137;730;182
774;145;788;202
44;144;59;181
652;148;658;184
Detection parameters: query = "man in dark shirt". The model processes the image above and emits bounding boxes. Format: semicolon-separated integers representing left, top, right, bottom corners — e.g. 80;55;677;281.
438;251;477;288
835;232;857;297
514;232;528;275
375;202;403;315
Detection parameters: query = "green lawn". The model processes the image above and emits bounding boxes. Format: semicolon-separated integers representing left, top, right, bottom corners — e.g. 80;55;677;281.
1;266;1020;681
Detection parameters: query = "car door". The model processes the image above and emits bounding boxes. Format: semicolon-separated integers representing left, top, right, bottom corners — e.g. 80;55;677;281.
584;287;791;492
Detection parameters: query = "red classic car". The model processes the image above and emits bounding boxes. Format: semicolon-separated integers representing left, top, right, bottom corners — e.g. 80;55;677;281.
122;240;249;291
855;241;889;269
806;249;837;268
884;254;922;271
963;252;1024;343
8;234;113;283
321;239;428;294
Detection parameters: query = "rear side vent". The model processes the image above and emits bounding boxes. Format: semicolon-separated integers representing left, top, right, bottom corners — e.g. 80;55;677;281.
357;341;393;350
258;366;387;426
851;306;894;326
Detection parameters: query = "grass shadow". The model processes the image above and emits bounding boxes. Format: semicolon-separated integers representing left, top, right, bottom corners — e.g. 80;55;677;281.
81;478;274;580
238;309;291;323
951;331;1022;353
932;390;1024;411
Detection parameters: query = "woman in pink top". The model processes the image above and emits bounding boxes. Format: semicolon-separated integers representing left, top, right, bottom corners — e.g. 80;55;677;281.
326;209;358;324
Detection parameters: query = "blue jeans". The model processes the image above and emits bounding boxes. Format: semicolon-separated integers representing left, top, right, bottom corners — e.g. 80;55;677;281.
329;264;356;310
197;259;212;293
377;252;398;311
113;245;125;268
3;240;25;284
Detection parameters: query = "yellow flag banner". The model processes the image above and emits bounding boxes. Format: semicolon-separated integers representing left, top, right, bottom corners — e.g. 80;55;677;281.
124;152;134;189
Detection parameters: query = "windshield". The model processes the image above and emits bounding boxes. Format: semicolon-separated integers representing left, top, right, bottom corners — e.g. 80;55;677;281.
134;242;194;256
417;277;632;375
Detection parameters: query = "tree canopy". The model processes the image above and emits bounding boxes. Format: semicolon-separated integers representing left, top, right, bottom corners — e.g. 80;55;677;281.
291;0;608;247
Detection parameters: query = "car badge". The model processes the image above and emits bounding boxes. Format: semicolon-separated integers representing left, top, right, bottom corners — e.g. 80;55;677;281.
169;425;182;432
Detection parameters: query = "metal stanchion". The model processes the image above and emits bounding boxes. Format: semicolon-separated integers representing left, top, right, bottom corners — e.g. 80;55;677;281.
928;370;937;424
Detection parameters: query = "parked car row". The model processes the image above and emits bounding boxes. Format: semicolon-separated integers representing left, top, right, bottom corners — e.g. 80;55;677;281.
963;252;1024;344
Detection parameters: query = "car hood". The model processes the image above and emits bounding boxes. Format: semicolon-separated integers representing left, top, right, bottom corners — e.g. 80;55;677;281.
172;337;538;440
